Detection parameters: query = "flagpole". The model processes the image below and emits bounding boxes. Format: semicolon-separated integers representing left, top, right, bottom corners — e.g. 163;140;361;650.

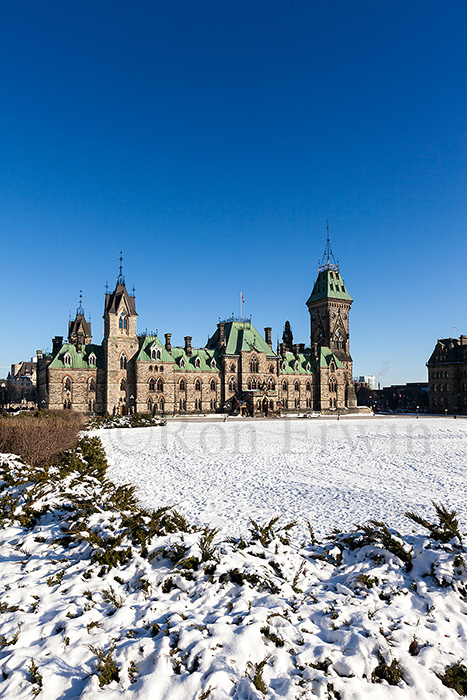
239;292;242;320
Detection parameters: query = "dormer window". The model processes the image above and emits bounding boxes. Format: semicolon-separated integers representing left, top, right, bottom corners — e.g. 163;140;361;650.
89;353;96;367
306;362;311;371
210;358;216;369
180;357;186;368
64;353;72;366
195;357;201;368
294;360;299;371
282;361;287;371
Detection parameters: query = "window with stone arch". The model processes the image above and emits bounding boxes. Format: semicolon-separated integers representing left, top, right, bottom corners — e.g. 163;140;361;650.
120;378;126;391
329;361;336;373
89;353;96;367
329;375;337;393
88;378;96;392
194;378;201;391
228;377;236;393
247;378;252;390
334;329;344;350
64;353;72;366
210;379;216;392
159;397;165;413
294;380;300;392
282;380;288;393
230;363;236;373
156;378;164;392
268;364;274;374
120;353;127;370
149;377;155;392
306;380;311;392
179;378;186;391
151;347;161;360
250;356;259;373
119;312;128;331
147;397;152;413
268;377;275;390
64;377;72;392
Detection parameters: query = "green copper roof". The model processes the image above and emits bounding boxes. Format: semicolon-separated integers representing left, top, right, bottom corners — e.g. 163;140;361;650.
48;343;104;370
279;352;315;375
208;321;276;356
318;346;344;369
171;347;220;372
306;268;352;304
136;336;173;363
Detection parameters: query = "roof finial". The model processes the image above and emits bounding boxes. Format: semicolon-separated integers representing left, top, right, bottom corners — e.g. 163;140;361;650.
77;290;84;316
318;221;339;273
117;251;125;285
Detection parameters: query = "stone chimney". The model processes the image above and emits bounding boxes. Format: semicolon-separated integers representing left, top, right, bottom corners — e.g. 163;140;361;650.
36;350;42;360
164;333;171;352
52;336;63;355
280;342;286;357
217;323;225;349
184;336;192;357
293;344;300;359
299;343;305;353
264;327;272;348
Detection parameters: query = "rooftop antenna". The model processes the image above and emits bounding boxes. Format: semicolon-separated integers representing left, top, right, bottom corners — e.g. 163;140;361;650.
117;251;125;285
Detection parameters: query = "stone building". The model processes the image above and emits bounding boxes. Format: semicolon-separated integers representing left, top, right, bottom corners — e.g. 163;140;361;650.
427;335;467;414
37;242;365;416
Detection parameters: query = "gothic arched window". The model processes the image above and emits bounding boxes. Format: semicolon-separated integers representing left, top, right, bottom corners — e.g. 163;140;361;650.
210;379;216;392
64;377;72;391
120;354;127;370
229;378;236;393
149;378;155;392
120;378;126;391
250;356;259;373
282;380;288;392
156;378;164;392
329;376;337;393
194;378;201;391
294;380;300;392
179;378;186;391
89;378;96;392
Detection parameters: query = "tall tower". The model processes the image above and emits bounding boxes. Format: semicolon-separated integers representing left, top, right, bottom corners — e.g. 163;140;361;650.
306;227;353;370
103;254;138;414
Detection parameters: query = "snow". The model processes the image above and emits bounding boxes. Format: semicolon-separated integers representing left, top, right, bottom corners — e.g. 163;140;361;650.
100;417;467;540
0;417;467;699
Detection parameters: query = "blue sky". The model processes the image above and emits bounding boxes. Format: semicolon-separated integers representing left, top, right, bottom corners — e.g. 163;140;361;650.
1;1;466;386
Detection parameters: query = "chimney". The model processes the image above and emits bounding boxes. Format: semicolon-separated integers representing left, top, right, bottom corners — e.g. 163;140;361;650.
164;333;172;352
52;336;63;355
280;342;286;357
299;343;305;353
217;322;225;349
264;327;272;348
36;350;42;360
184;336;192;357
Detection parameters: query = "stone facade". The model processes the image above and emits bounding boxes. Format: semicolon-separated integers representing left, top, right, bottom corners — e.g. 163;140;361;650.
427;335;467;414
37;248;366;416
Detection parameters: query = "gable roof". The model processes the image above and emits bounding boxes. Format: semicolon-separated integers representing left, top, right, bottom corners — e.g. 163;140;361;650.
207;321;276;356
48;343;104;370
306;268;352;304
68;314;92;341
135;335;173;363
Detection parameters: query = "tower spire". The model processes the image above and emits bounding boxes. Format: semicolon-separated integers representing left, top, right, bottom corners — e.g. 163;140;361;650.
76;290;84;316
117;251;125;285
318;222;339;272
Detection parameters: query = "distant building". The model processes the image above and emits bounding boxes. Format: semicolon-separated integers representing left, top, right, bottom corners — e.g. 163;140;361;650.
375;383;428;413
7;360;37;406
37;239;369;417
357;375;376;390
427;335;467;414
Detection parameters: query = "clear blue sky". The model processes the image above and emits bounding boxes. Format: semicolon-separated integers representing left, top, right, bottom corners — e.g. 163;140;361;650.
1;1;466;386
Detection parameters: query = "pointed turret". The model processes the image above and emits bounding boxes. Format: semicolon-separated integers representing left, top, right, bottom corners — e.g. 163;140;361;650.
68;291;92;352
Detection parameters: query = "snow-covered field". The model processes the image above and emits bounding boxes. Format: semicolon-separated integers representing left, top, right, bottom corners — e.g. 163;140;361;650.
100;416;467;540
1;418;467;699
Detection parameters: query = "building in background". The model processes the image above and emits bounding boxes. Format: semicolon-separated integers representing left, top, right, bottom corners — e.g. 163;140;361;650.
427;336;467;414
37;240;368;417
357;375;376;390
6;360;37;407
